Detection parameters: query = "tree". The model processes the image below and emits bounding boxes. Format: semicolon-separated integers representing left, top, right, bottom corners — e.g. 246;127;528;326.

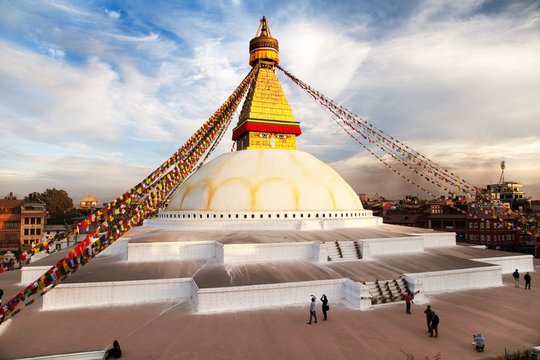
38;188;74;224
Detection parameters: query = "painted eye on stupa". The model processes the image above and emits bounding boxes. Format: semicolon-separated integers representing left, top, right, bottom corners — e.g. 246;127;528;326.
277;134;287;139
259;133;269;138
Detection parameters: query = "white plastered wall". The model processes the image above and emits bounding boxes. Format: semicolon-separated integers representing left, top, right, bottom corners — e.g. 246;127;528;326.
43;278;194;310
360;236;424;260
194;278;372;313
404;265;502;294
223;242;318;263
128;241;217;262
471;254;534;274
20;266;50;285
421;232;456;248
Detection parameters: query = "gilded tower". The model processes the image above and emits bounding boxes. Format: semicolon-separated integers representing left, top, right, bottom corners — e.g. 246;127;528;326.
232;16;301;150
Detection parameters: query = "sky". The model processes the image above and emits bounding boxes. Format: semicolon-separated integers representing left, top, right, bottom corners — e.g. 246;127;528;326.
1;0;539;203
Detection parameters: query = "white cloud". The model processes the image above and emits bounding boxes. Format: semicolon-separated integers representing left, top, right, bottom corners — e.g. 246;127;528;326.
104;9;120;20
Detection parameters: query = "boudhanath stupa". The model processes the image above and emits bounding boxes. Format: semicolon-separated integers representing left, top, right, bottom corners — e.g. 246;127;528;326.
0;17;537;360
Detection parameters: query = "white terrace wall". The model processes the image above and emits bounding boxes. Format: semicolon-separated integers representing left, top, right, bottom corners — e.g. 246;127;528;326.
404;265;502;294
471;254;534;274
100;237;130;259
223;242;318;263
421;232;456;248
20;266;50;286
147;210;381;231
43;278;194;310
128;241;217;262
194;278;371;313
360;236;424;260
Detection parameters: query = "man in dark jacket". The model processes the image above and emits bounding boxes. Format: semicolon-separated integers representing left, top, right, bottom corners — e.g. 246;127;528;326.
524;272;531;289
429;312;439;338
424;305;434;333
513;269;520;287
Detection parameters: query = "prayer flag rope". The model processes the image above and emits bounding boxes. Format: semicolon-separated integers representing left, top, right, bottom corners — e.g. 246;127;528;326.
0;64;259;324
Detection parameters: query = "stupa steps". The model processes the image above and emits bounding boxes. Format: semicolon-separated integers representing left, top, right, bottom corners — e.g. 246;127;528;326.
367;278;410;305
325;240;361;262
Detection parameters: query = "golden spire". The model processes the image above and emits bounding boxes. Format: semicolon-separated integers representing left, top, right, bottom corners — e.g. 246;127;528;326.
249;16;280;67
232;16;301;151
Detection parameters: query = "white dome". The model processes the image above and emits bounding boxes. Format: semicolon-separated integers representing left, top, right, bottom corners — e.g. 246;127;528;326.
167;149;363;212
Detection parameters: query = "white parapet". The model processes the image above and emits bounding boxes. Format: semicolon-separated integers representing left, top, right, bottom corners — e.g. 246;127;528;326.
404;265;502;294
18;351;105;360
146;210;381;231
471;254;534;274
223;242;318;263
128;241;217;262
421;232;456;248
43;278;194;310
360;236;424;260
20;266;51;286
99;237;130;259
194;278;369;313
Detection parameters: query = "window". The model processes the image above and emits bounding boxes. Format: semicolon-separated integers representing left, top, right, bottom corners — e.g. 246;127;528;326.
31;217;36;224
36;229;41;235
24;218;30;225
5;221;18;228
36;218;41;224
30;229;35;235
24;229;29;236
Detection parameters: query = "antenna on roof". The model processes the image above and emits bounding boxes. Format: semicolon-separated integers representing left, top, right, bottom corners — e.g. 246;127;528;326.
499;160;505;184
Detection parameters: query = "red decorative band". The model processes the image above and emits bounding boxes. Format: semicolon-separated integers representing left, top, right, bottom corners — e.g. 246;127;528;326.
232;122;302;140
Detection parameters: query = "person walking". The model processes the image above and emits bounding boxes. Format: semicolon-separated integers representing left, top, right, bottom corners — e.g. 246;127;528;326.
405;292;413;314
429;312;439;338
307;295;317;324
512;269;520;287
424;305;434;333
0;288;3;306
524;272;531;289
320;294;329;320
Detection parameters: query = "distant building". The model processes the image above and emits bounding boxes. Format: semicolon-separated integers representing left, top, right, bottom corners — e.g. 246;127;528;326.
0;196;23;251
485;181;530;212
20;201;46;250
79;195;99;209
465;204;520;249
0;193;46;252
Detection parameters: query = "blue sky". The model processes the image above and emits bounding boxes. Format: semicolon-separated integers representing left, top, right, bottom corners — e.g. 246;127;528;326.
1;0;539;202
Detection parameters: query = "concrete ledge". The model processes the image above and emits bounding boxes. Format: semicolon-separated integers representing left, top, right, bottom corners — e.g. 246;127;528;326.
128;240;217;262
43;278;194;310
421;232;456;248
18;351;105;360
145;210;381;231
361;236;424;260
404;265;502;294
194;278;370;313
20;266;51;285
471;254;534;274
223;242;317;263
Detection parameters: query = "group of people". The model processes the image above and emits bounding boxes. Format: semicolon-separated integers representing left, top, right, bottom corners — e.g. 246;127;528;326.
307;294;329;324
512;269;532;289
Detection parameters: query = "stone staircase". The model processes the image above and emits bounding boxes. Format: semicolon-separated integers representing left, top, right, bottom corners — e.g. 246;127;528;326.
366;277;410;305
326;241;362;262
326;241;342;261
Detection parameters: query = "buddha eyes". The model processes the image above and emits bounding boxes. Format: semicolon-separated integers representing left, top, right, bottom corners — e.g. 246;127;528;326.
258;133;287;139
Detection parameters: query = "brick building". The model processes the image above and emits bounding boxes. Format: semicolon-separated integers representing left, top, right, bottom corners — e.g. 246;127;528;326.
0;193;46;252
